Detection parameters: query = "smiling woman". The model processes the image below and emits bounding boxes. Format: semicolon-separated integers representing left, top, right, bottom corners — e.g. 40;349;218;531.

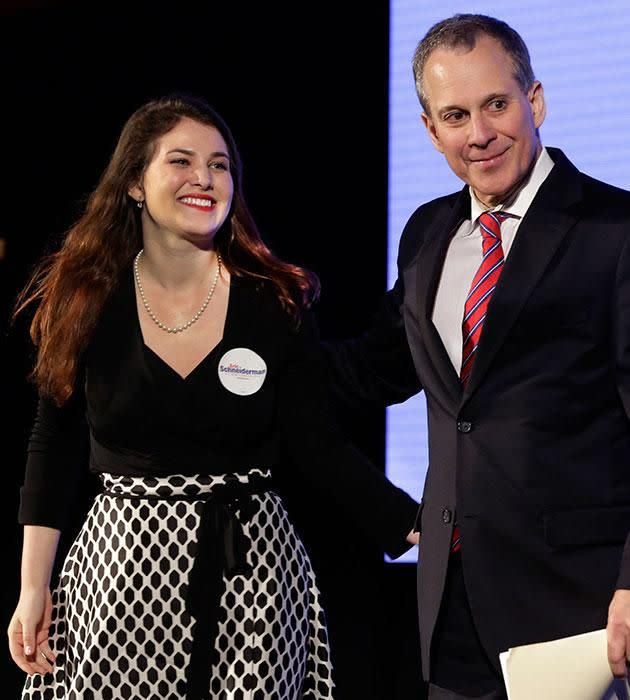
7;93;419;699
127;117;236;374
128;118;234;250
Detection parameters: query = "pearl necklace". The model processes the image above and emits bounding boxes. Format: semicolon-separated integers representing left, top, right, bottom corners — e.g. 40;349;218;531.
133;249;222;334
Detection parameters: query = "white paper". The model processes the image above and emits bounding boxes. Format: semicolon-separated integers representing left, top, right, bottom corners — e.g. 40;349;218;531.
499;628;629;700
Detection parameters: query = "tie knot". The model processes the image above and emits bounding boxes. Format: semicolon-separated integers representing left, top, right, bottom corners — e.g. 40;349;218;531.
478;211;508;240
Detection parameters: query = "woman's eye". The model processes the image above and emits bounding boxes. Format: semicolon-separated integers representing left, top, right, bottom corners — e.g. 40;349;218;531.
171;158;190;166
210;161;229;171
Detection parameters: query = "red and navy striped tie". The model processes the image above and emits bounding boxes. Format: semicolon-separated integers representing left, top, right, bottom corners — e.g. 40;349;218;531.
460;210;508;385
451;210;508;553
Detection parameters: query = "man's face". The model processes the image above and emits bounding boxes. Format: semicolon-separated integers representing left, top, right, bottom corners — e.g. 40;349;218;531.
421;35;546;208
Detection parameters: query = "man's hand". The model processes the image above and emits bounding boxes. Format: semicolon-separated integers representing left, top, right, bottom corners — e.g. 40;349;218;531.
607;589;630;677
406;530;420;546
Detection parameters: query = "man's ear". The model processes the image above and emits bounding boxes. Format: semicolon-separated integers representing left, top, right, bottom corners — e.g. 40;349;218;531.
529;80;546;129
421;112;445;154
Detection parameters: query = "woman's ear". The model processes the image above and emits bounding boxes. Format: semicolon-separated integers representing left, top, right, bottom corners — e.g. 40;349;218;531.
128;184;144;204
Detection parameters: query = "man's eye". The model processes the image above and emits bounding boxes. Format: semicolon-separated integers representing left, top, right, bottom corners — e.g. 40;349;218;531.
444;112;465;123
490;100;506;110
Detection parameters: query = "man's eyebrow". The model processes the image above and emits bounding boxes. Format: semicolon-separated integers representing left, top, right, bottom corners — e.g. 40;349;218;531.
437;104;465;118
166;148;230;159
484;92;509;103
436;93;510;118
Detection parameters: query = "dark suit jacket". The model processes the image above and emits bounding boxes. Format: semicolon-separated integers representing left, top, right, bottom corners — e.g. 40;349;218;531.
327;147;630;675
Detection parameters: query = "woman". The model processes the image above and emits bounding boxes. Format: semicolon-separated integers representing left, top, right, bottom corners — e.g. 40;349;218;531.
8;94;419;699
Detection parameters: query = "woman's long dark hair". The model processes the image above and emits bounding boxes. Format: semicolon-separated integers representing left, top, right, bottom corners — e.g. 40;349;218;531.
15;94;319;405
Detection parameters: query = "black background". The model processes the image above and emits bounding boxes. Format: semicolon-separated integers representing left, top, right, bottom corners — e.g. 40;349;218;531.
0;1;425;697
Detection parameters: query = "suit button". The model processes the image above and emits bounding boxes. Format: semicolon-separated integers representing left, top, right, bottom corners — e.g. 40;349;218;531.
457;420;472;433
442;508;452;524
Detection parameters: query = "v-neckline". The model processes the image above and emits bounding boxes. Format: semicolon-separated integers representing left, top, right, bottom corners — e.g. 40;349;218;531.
133;271;236;382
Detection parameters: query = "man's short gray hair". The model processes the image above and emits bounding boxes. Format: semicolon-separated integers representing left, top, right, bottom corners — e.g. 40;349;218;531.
413;14;535;114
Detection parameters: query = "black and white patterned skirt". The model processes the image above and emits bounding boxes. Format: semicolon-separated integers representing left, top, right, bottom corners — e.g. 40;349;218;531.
22;470;334;699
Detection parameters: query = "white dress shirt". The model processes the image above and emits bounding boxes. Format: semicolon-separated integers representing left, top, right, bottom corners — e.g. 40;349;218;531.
432;147;555;374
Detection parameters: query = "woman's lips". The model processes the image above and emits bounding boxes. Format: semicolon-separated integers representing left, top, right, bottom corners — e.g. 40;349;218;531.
179;196;216;212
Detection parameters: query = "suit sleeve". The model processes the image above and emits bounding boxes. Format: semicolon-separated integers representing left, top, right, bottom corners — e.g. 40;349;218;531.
277;311;420;559
18;389;88;531
323;277;421;411
613;234;630;588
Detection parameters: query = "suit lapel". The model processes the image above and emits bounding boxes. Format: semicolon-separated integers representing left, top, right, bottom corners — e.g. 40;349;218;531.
463;148;583;399
413;187;469;403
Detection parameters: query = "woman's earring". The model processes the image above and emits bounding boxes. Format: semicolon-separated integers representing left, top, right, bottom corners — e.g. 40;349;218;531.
137;201;144;209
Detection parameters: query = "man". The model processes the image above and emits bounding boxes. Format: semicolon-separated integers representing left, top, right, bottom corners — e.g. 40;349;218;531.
328;14;630;699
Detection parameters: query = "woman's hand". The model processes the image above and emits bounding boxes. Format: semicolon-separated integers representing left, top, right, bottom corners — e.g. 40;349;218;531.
8;587;56;675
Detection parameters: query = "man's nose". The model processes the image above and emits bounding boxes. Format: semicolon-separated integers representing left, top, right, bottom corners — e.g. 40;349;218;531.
468;113;496;148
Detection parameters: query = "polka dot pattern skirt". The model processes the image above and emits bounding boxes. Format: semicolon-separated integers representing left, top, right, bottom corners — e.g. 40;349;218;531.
22;470;334;699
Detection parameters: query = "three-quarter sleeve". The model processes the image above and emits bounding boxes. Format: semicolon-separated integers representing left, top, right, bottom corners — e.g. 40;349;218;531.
277;311;419;559
19;389;88;530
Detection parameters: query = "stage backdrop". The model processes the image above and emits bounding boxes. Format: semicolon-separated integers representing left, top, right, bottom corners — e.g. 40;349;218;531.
387;0;630;562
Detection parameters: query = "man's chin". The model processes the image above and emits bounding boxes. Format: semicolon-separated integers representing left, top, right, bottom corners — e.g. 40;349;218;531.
471;172;529;209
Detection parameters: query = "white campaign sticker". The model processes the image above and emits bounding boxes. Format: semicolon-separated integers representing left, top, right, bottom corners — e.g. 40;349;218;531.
218;348;267;395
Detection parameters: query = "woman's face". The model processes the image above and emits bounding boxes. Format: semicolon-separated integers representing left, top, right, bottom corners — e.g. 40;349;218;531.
129;116;234;247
